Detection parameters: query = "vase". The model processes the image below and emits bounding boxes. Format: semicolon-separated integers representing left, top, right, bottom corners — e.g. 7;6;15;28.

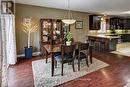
25;46;33;59
66;41;71;46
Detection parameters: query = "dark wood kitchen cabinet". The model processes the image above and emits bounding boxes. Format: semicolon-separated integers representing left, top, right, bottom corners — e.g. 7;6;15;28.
110;17;124;29
89;15;101;30
121;34;130;42
124;18;130;29
108;17;130;30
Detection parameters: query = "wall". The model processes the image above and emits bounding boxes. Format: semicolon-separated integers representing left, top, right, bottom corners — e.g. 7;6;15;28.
0;16;2;87
15;3;90;54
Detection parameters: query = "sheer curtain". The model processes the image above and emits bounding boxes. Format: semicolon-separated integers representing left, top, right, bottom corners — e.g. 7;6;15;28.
1;14;17;65
5;15;17;65
0;14;17;87
0;15;2;87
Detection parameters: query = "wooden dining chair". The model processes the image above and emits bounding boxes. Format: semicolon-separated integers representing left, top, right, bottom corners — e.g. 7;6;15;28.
40;41;51;63
54;44;76;76
77;42;89;71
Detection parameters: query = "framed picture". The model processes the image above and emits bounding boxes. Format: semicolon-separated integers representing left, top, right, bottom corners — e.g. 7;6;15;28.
1;1;7;13
75;21;83;29
1;1;14;14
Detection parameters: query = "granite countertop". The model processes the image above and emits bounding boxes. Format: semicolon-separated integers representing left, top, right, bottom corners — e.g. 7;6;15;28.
106;33;130;35
88;34;121;39
88;32;130;39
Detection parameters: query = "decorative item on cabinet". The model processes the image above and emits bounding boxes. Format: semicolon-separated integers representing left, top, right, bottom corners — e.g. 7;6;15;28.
41;19;52;44
41;19;65;45
52;20;63;44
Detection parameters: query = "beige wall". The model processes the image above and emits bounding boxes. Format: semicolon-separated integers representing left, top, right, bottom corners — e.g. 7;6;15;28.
15;3;90;54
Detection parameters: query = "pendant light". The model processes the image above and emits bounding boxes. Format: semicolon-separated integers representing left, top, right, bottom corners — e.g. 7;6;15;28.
62;0;76;24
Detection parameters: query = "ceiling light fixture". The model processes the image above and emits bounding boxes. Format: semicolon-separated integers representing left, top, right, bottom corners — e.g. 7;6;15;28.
62;0;76;24
123;11;130;14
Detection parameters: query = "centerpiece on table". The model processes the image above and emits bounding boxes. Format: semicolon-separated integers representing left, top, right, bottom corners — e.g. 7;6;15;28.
66;31;73;45
21;18;38;58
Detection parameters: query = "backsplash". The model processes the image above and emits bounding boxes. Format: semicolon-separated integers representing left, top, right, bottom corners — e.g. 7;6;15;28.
88;30;130;35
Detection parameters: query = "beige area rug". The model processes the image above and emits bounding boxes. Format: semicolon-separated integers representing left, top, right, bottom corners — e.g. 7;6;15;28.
111;42;130;57
32;58;109;87
124;83;130;87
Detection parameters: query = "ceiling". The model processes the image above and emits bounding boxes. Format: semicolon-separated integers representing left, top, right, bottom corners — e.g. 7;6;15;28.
15;0;130;16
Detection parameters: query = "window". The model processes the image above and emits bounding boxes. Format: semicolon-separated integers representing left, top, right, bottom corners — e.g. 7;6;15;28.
98;17;106;33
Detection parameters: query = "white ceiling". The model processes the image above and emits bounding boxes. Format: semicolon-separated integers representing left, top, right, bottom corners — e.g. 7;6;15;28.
15;0;130;16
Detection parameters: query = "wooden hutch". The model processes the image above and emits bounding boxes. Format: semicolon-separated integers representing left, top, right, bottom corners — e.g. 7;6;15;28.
40;18;70;46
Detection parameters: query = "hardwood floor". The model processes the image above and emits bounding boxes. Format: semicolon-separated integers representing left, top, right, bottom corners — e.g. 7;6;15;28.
8;51;130;87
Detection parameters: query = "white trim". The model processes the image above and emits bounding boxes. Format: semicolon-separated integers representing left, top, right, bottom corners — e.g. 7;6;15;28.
17;52;41;58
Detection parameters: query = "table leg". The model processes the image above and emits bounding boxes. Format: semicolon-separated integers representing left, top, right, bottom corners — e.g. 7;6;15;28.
89;45;92;64
51;53;54;76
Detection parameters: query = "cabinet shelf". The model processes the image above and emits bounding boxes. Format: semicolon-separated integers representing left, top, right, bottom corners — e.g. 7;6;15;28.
109;17;130;30
40;19;70;45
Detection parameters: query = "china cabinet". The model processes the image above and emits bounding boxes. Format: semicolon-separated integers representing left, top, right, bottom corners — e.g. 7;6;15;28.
40;19;70;45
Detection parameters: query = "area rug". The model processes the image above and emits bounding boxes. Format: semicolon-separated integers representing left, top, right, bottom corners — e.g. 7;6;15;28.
124;82;130;87
32;58;109;87
111;48;130;57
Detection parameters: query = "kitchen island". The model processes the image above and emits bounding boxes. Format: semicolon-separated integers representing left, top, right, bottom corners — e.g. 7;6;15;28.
88;34;120;51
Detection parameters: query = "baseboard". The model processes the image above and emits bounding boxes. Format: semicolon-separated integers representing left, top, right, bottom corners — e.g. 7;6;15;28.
17;52;41;58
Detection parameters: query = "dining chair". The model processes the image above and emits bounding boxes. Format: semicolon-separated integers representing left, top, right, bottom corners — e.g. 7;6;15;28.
39;41;51;63
77;42;89;71
54;44;76;76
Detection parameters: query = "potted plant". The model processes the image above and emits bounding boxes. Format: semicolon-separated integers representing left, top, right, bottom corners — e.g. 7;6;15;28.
21;18;38;58
66;32;73;45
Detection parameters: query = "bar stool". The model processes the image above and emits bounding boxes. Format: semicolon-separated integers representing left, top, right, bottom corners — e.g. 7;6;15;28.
94;40;100;51
99;39;106;51
85;35;90;43
90;39;96;49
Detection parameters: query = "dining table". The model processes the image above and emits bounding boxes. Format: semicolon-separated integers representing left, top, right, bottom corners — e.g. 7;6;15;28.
43;42;92;76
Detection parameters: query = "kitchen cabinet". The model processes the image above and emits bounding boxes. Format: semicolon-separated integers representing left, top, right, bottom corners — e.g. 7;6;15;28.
121;34;130;42
89;15;100;30
124;18;130;29
110;17;124;30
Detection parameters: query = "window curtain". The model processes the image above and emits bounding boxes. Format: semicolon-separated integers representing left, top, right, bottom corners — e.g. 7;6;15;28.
0;15;2;87
0;14;17;87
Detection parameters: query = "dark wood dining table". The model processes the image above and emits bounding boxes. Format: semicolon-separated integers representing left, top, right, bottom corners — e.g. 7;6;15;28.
43;43;92;76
